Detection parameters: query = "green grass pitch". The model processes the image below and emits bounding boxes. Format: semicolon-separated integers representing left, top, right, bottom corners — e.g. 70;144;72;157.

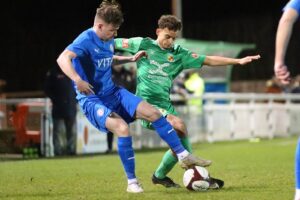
0;137;297;200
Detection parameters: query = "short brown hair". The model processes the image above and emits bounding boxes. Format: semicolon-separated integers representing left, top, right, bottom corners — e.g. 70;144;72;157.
158;15;182;31
96;0;124;26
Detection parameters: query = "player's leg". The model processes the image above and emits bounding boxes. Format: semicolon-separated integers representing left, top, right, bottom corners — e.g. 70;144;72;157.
106;131;114;153
152;115;190;187
52;118;65;155
79;97;142;193
105;112;143;193
135;101;188;155
295;138;300;200
153;114;211;187
64;116;76;155
116;88;188;160
135;101;210;169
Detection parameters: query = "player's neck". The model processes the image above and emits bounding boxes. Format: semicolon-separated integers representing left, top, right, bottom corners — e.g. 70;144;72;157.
156;39;166;50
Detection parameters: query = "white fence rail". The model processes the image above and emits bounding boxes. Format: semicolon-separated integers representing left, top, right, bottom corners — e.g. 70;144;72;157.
130;93;300;148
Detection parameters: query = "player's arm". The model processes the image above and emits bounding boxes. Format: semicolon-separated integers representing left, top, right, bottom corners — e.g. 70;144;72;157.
57;49;94;95
203;55;260;66
181;47;259;71
112;51;147;65
274;8;298;84
114;37;143;53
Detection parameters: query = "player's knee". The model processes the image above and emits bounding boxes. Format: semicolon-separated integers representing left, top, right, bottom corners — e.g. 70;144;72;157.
148;108;162;122
114;123;129;136
140;106;161;122
173;119;187;137
178;120;187;132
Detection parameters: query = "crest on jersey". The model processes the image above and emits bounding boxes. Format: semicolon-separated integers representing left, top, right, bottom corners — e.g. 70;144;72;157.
122;39;129;48
167;55;174;62
97;108;104;117
191;52;199;59
110;44;114;53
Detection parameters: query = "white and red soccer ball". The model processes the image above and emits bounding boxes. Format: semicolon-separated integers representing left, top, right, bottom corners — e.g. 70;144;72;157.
183;166;210;191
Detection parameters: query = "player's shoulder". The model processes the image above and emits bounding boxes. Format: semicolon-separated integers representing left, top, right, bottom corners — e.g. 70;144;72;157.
173;43;187;54
73;28;93;44
142;37;156;45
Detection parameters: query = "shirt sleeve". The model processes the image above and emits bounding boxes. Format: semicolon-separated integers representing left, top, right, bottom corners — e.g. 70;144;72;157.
180;47;206;70
114;37;143;54
284;0;300;15
66;38;88;58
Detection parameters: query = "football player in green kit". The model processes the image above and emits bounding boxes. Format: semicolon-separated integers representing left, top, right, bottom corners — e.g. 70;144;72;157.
115;15;260;188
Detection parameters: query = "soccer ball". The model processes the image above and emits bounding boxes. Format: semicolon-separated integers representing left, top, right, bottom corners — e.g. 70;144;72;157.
183;166;210;191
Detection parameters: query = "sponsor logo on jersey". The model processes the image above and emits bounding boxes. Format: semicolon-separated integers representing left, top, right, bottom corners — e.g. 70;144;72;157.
191;52;199;59
94;48;100;53
97;57;113;69
122;39;129;48
149;60;170;76
147;74;170;84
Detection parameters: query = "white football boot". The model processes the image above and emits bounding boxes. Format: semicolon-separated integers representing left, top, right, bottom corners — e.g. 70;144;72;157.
179;153;212;169
127;182;144;193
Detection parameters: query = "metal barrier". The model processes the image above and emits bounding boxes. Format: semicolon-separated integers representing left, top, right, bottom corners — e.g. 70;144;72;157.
0;98;53;157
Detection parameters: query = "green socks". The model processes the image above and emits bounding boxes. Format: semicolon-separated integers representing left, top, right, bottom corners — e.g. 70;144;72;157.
154;137;193;179
180;137;193;153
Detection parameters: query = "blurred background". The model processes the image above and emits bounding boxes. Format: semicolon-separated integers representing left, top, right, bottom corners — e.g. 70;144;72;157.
1;0;298;93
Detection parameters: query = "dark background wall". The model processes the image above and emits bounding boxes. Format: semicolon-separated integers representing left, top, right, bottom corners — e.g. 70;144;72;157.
1;0;299;92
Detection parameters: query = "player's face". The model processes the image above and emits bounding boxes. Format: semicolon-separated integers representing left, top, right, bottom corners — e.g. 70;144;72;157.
98;22;119;41
156;28;178;49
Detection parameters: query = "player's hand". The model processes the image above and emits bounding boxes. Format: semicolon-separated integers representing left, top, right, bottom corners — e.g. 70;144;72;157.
131;51;147;62
75;79;94;95
274;63;291;85
238;55;261;65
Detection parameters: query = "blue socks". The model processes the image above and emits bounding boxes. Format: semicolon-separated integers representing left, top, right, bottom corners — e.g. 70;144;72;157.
296;138;300;189
118;136;135;180
152;116;185;154
117;117;185;180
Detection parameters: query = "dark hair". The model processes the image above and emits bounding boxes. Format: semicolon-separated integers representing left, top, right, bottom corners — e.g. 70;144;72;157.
158;15;182;31
96;0;124;26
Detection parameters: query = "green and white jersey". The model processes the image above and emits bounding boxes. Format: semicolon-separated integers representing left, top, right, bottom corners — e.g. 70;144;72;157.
115;37;206;113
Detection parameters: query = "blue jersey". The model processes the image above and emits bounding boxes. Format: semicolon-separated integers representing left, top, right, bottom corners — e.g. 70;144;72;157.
66;28;143;133
67;28;117;100
284;0;300;14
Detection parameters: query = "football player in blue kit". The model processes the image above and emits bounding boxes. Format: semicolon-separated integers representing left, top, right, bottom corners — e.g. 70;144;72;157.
274;0;300;199
57;0;211;193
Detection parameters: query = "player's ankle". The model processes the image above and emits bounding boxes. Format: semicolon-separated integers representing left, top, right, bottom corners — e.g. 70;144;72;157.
177;150;189;161
128;178;138;185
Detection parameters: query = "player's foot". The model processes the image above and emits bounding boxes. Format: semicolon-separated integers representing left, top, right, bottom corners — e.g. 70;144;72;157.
152;174;181;188
179;154;212;169
208;177;224;189
127;181;144;193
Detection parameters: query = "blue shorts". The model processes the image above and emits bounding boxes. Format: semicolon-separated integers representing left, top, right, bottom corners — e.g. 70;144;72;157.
78;87;142;132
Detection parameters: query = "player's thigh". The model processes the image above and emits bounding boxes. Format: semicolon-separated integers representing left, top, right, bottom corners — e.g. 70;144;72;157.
117;88;142;122
135;101;162;122
105;112;129;137
166;114;187;137
80;99;128;135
